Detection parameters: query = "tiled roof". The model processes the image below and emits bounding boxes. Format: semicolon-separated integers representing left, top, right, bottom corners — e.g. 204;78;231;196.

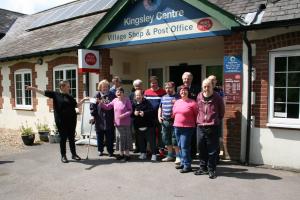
0;9;24;34
208;0;300;23
0;0;299;60
0;0;113;60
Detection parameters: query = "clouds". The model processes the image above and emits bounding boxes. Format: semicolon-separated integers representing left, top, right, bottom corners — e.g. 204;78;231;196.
0;0;74;14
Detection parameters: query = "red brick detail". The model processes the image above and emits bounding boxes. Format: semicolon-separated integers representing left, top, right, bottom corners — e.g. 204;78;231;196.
99;49;112;81
8;62;37;111
0;70;3;109
46;56;83;111
222;33;243;160
252;31;300;128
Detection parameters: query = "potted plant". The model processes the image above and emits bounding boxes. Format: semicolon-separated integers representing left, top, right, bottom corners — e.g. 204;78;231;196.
20;123;35;146
36;120;50;142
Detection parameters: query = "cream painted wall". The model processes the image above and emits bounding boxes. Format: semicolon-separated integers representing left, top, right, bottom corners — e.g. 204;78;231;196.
110;50;139;95
0;52;82;135
250;128;300;169
110;41;224;92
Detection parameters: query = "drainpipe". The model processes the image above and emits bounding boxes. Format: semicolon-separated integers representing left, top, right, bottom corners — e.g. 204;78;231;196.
243;4;266;165
243;32;252;165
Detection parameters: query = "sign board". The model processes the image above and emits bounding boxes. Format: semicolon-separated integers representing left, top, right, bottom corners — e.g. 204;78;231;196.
224;56;243;73
78;49;100;73
95;0;231;48
224;73;242;103
224;55;243;104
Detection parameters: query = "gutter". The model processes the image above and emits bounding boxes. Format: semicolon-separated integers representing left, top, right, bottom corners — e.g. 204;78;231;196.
0;46;79;63
233;18;300;31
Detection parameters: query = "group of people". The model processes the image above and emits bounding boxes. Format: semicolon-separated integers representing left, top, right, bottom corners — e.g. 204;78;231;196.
26;72;224;179
89;73;224;179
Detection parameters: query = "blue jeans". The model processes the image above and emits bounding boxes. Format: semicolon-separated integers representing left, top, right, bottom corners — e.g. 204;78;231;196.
174;127;194;169
96;129;114;155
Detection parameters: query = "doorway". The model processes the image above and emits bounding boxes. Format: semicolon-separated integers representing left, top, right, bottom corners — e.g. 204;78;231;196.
169;64;202;89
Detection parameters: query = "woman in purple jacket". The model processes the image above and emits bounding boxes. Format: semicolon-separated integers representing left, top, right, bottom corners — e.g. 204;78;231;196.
195;78;225;179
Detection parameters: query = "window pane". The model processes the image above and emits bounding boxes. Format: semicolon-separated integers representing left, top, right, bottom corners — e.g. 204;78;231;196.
16;97;22;105
287;88;299;103
274;103;285;113
287;104;299;118
275;57;287;72
55;70;64;92
288;72;300;87
71;89;76;98
288;56;300;71
16;90;22;99
16;74;22;82
274;88;286;102
25;96;32;105
275;73;286;87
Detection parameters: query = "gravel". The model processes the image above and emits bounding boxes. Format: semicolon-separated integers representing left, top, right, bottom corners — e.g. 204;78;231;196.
0;128;27;155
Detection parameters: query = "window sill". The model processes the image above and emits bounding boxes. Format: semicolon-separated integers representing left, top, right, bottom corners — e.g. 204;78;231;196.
14;107;33;111
266;123;300;130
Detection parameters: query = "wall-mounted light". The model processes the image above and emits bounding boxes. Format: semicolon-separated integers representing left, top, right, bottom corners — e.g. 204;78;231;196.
36;58;43;65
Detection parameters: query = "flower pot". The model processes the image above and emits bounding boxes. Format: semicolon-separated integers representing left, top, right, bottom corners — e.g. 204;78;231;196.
54;133;61;143
38;131;49;142
21;134;35;146
49;134;56;143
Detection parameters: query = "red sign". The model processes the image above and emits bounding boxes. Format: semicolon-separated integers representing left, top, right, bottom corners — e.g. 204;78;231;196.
224;73;242;104
197;18;213;31
85;53;97;65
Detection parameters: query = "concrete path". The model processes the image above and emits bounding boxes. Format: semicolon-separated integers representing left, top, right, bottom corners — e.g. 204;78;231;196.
0;143;299;200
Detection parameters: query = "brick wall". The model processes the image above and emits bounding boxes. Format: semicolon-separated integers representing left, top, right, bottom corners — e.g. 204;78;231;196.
9;62;37;111
46;56;83;111
0;70;3;109
223;33;243;160
99;49;113;81
252;31;300;128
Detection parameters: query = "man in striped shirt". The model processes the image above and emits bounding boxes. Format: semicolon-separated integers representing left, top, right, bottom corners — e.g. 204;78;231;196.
158;81;180;163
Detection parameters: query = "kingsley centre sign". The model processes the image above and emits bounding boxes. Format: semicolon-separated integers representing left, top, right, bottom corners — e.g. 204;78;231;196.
96;0;231;48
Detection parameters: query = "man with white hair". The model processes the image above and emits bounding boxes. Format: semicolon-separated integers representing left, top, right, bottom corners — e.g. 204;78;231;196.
195;78;225;179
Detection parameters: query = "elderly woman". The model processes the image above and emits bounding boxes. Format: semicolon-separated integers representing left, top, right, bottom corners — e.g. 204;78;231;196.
90;79;116;157
172;86;198;173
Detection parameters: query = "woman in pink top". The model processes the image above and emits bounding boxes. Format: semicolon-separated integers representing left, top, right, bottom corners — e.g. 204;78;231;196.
101;87;133;161
172;86;198;173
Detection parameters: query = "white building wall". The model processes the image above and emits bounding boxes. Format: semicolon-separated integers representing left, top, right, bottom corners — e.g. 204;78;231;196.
0;53;82;134
250;128;300;169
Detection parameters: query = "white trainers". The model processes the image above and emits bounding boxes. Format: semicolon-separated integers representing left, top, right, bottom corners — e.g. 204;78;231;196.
174;157;181;165
138;153;146;160
162;157;174;162
151;154;157;161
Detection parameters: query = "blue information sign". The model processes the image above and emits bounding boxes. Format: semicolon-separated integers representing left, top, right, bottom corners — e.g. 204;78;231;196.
224;56;243;73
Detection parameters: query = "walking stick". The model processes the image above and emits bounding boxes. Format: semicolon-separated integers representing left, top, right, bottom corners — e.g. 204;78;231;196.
86;123;93;160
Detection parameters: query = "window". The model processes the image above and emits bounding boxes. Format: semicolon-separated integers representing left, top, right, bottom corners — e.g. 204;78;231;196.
269;50;300;128
14;69;32;109
53;65;77;98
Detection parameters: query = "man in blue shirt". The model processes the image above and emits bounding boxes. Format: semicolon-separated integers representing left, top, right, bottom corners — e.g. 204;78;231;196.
158;81;180;163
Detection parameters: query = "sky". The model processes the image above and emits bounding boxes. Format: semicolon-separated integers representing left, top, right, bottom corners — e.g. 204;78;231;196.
0;0;75;14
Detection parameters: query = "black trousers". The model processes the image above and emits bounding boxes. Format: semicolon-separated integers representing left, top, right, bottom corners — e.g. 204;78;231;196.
197;126;219;172
59;129;76;156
